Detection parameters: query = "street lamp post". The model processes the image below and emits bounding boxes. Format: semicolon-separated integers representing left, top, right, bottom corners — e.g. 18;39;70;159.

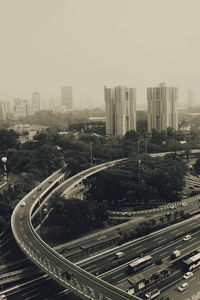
37;184;42;237
38;196;43;237
2;157;8;181
137;140;141;183
188;165;193;196
137;140;140;157
90;142;93;166
145;133;148;153
138;159;141;184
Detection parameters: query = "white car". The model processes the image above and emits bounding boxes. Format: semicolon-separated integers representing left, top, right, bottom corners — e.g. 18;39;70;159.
181;202;188;207
170;205;176;210
20;201;26;207
183;272;193;279
183;234;192;241
178;282;189;292
115;251;126;259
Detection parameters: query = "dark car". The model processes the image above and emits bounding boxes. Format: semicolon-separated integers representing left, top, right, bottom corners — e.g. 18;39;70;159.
155;259;163;265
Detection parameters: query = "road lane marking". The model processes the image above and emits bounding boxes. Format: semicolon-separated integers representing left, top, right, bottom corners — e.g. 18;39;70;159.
131;245;142;250
26;293;41;300
112;273;123;280
158;238;167;242
23;289;38;296
159;251;169;256
91;267;100;273
117;276;131;283
153;236;164;241
85;263;97;270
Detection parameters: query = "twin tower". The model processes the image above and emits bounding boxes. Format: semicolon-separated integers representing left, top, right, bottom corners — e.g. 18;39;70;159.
104;84;178;136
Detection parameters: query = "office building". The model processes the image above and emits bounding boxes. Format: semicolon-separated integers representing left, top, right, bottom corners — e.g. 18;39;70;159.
0;101;10;121
147;83;178;133
13;98;38;119
104;85;137;136
61;86;73;110
187;89;195;108
0;102;6;121
31;92;41;111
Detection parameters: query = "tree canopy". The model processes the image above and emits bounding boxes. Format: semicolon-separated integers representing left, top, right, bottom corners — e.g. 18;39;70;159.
85;155;187;209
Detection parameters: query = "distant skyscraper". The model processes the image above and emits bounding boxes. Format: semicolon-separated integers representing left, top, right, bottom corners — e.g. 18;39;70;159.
61;86;73;110
0;101;10;120
31;92;40;111
147;83;178;133
0;101;6;121
187;89;195;108
104;86;137;136
13;98;38;119
13;98;29;118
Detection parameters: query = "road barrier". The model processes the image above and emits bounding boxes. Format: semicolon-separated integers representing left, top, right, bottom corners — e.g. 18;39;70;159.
11;161;140;300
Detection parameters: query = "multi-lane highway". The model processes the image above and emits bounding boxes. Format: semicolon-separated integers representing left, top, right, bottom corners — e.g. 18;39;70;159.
79;214;200;280
11;160;139;300
3;212;200;299
6;151;200;300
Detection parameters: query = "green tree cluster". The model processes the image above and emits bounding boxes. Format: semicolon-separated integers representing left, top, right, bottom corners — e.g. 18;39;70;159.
0;129;19;153
46;194;108;238
85;155;187;209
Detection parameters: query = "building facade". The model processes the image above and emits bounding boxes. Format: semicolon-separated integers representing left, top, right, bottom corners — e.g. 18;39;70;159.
0;102;6;121
61;86;73;110
104;86;137;136
187;89;195;108
31;92;41;111
147;84;178;133
0;101;10;121
13;98;38;119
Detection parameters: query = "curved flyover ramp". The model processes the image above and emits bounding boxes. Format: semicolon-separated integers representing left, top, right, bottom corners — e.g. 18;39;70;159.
11;161;141;300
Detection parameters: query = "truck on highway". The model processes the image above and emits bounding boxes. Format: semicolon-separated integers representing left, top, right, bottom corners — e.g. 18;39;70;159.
170;250;181;259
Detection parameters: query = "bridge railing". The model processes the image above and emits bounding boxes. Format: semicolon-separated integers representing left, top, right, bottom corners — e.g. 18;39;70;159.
11;160;141;300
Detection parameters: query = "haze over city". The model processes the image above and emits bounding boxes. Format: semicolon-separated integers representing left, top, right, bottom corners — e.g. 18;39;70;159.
2;2;200;300
1;0;200;107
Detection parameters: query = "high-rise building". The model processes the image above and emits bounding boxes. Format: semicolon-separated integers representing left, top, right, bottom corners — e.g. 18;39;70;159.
14;98;29;107
147;83;178;133
0;101;6;121
187;89;195;108
0;101;10;121
104;86;137;136
13;98;37;119
31;92;40;111
61;86;73;110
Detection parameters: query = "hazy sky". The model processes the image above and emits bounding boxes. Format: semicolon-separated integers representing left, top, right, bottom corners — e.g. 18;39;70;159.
1;0;200;107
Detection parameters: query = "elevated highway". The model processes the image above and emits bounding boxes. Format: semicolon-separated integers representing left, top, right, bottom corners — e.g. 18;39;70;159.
10;149;200;300
11;160;140;300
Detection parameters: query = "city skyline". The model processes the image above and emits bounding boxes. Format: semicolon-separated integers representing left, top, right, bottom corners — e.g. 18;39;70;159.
1;2;200;299
1;0;200;106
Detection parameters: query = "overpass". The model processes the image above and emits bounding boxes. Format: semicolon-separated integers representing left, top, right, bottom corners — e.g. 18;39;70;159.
11;149;200;300
11;160;140;300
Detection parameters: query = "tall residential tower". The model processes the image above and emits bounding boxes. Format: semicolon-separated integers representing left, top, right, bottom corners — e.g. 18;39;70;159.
104;86;137;136
31;92;41;111
147;83;178;133
61;86;73;110
187;89;195;108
